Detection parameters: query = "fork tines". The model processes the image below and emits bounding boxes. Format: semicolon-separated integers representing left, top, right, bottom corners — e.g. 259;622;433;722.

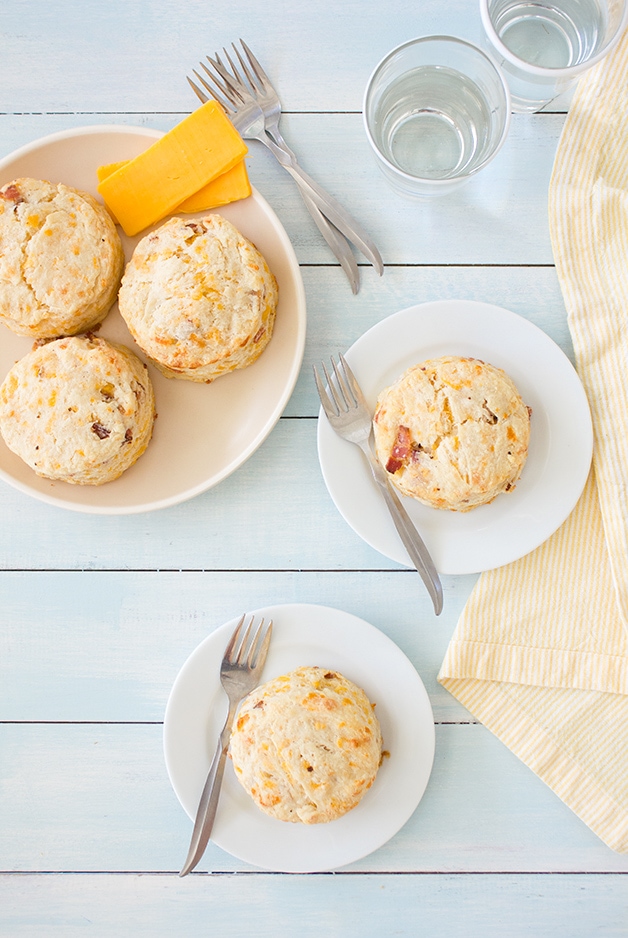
314;354;358;417
236;40;271;88
215;40;270;97
226;614;273;668
189;40;273;111
187;73;209;105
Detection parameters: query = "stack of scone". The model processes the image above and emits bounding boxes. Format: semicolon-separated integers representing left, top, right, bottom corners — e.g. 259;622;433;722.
0;177;156;486
373;355;531;511
229;666;383;824
0;173;279;487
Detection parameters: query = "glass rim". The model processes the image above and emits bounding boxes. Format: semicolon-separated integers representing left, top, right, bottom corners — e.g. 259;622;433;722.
362;34;512;187
479;0;628;78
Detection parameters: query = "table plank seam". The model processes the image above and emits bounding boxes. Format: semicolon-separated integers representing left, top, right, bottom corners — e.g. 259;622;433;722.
0;870;624;876
0;567;421;572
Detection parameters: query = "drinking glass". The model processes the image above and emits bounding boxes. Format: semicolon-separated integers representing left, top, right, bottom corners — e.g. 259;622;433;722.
480;0;628;112
363;36;511;198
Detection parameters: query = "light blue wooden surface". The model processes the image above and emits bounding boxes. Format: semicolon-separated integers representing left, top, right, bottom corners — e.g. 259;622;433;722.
0;1;627;935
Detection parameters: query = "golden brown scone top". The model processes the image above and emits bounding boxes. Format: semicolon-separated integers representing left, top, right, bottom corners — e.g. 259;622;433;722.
229;666;383;824
373;356;531;511
118;213;278;383
0;177;124;338
0;334;155;485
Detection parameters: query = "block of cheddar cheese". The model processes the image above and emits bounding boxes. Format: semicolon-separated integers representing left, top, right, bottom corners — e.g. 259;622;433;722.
178;160;251;212
97;101;248;236
97;158;251;220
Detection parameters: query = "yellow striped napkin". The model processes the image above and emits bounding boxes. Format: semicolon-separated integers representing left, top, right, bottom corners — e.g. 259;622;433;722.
438;32;628;854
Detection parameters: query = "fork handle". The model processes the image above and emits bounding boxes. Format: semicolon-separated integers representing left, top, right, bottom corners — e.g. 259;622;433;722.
178;705;236;877
360;442;443;616
265;128;359;293
282;162;382;274
260;134;383;275
299;190;360;293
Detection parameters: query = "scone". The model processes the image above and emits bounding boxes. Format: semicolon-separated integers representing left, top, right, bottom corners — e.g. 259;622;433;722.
229;666;383;824
0;334;155;485
118;214;278;382
373;356;531;511
0;177;124;338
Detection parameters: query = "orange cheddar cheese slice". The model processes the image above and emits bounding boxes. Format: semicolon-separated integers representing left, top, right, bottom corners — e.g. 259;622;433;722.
97;161;128;181
178;160;251;212
97;101;248;236
96;157;251;224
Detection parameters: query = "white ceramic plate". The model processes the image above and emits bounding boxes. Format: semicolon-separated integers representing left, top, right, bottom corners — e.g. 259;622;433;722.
317;300;593;575
0;126;306;514
163;603;435;873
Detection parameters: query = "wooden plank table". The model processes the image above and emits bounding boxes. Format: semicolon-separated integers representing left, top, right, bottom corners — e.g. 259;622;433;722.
0;1;626;934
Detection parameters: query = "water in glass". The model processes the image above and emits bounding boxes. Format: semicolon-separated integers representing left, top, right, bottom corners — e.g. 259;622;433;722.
372;65;493;180
491;0;604;68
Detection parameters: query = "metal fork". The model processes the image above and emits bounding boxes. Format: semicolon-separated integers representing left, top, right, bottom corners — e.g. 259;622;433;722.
208;41;360;294
188;53;383;276
179;614;273;877
314;355;443;616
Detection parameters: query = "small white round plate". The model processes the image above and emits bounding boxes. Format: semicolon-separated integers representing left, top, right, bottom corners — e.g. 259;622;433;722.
0;126;306;513
163;603;435;873
317;300;593;575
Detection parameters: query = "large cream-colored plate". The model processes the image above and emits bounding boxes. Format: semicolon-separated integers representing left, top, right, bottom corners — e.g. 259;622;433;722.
0;126;306;513
317;300;593;575
163;603;435;873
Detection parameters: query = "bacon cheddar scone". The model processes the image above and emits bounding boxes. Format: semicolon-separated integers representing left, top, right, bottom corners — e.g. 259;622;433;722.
0;177;124;338
229;666;383;824
373;356;531;512
118;214;278;383
0;334;155;485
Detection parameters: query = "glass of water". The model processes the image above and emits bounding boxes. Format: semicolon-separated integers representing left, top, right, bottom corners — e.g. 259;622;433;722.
480;0;628;112
363;36;511;198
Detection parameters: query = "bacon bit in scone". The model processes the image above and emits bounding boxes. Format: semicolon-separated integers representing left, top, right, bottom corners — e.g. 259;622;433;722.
386;425;412;474
253;699;264;709
91;422;111;439
183;222;204;238
124;429;133;443
253;326;265;343
0;184;24;204
324;672;337;680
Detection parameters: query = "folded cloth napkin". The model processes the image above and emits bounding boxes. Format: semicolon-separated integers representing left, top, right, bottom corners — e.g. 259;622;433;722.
438;31;628;854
